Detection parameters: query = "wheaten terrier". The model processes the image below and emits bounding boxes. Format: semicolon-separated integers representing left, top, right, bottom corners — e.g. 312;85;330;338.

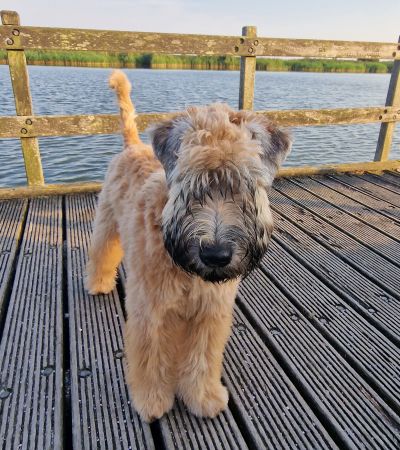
85;70;291;422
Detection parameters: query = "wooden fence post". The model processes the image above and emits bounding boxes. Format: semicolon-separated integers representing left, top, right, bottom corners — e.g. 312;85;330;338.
1;10;44;185
239;26;257;110
374;37;400;161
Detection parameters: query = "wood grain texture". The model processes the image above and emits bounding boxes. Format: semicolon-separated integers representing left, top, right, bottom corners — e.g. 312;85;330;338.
375;36;400;161
0;198;63;449
0;10;20;26
275;178;400;296
1;178;400;448
239;26;256;110
379;171;400;187
272;182;400;297
1;107;399;139
6;51;33;116
340;173;400;208
284;176;400;264
239;266;400;449
159;399;249;450
318;174;400;224
1;13;44;186
0;182;102;200
271;187;400;346
266;106;400;127
0;24;398;59
0;198;27;321
359;172;400;195
278;159;400;177
262;233;400;412
307;174;400;241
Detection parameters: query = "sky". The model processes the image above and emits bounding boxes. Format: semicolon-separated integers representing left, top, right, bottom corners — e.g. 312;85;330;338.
6;0;400;42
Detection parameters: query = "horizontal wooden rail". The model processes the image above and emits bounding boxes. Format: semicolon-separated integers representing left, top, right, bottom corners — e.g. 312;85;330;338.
1;160;399;199
1;25;399;59
262;106;400;127
0;181;102;199
0;107;399;139
278;159;400;177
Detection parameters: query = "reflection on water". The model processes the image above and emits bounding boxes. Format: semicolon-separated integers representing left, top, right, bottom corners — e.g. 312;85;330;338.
0;66;399;187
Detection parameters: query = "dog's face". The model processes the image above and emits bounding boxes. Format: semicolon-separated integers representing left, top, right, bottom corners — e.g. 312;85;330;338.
149;104;292;283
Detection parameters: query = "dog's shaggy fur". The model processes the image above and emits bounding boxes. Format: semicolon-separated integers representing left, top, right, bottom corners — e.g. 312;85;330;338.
86;70;292;422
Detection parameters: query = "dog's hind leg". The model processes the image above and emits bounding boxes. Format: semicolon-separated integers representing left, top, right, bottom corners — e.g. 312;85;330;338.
85;198;123;295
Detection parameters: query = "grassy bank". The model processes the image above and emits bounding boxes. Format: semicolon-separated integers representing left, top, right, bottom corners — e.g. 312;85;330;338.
0;50;393;73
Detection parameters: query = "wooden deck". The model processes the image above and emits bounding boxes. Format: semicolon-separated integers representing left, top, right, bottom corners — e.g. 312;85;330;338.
1;172;400;449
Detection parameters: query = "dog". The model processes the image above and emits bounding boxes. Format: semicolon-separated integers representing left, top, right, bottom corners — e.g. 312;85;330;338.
85;70;291;422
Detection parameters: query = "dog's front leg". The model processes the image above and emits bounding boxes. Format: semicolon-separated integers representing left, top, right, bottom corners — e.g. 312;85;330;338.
177;300;234;418
124;310;182;422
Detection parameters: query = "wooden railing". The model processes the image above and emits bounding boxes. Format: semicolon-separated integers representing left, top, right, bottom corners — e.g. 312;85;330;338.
1;10;400;197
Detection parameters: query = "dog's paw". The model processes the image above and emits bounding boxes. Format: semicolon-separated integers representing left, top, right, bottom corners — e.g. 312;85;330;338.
182;383;229;418
84;274;116;295
132;389;175;423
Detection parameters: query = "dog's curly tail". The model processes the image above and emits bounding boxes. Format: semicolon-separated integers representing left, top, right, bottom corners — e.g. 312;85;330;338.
109;70;141;146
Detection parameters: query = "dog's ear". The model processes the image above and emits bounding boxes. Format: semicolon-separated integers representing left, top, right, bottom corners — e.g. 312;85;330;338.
230;111;292;184
148;115;189;182
148;119;176;177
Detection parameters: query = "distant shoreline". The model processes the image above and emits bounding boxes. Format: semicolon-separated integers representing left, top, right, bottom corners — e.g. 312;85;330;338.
0;51;393;74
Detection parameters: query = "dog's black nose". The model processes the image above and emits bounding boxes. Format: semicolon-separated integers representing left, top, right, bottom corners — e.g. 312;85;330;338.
199;243;232;268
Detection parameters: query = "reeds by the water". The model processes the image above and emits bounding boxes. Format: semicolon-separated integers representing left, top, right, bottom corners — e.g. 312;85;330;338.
0;50;393;73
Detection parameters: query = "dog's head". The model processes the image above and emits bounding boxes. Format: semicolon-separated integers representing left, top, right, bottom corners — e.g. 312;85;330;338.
149;103;292;283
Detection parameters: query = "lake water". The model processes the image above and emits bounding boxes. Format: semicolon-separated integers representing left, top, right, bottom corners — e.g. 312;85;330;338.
1;66;399;187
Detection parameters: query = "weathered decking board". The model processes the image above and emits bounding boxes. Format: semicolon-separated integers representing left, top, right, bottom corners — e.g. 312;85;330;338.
159;400;248;450
0;198;27;321
0;198;63;449
379;171;400;187
360;173;400;195
1;172;400;449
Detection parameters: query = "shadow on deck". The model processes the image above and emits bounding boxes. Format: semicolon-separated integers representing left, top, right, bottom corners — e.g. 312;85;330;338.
1;172;400;449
